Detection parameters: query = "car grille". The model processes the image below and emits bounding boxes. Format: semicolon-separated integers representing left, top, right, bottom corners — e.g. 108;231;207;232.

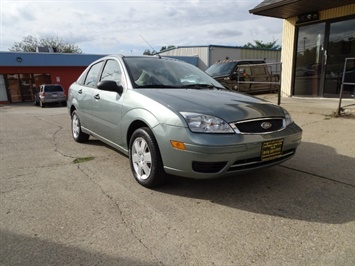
192;161;227;173
230;118;284;134
227;149;295;172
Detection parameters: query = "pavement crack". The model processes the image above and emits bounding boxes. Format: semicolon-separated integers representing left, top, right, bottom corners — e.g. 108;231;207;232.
279;165;355;188
75;164;164;265
32;114;76;160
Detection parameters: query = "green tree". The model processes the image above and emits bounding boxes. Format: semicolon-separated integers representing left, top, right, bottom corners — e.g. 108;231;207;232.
243;40;281;49
143;49;153;55
160;45;176;52
9;35;82;53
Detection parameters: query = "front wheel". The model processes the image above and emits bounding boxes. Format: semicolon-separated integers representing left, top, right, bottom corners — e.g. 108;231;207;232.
129;127;166;188
71;110;89;143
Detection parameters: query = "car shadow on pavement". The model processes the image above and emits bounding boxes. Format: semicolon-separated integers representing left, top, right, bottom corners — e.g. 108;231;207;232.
157;141;355;224
0;230;155;266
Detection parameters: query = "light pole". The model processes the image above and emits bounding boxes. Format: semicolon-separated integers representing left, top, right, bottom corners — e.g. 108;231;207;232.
303;37;307;54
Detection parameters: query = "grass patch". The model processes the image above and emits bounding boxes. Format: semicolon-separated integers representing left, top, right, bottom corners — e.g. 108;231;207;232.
73;156;95;164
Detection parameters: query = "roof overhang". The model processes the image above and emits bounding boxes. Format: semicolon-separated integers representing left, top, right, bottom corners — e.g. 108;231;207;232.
249;0;355;19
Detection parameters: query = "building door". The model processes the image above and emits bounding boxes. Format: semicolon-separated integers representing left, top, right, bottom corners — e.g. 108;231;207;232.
294;23;326;96
323;18;355;97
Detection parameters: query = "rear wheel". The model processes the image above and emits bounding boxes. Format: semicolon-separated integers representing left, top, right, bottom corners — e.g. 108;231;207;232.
71;110;89;143
129;127;166;188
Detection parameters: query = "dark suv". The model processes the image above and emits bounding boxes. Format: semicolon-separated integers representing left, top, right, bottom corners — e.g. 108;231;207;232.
206;60;279;93
34;84;67;107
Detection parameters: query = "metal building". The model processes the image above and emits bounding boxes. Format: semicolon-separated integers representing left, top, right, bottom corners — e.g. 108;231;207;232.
159;45;281;71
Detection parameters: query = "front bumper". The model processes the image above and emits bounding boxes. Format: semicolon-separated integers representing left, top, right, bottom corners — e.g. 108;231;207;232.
153;122;302;179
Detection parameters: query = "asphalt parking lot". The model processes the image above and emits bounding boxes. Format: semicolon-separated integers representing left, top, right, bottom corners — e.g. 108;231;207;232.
1;96;354;266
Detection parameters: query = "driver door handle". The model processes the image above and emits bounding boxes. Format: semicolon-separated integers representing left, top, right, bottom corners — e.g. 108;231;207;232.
94;94;100;100
78;89;82;94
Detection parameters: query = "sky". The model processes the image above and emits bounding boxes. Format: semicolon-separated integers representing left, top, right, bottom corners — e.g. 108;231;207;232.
0;0;283;55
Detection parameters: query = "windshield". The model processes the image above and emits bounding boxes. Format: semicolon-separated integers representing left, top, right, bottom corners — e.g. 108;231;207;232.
123;57;224;89
205;62;237;77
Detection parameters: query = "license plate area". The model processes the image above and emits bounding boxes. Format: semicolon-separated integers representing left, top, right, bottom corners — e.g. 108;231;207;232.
261;139;284;161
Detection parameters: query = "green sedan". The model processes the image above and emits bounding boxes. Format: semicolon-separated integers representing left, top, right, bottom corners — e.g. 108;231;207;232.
68;55;302;188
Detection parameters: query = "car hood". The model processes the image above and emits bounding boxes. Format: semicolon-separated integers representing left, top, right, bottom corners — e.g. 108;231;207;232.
135;89;285;122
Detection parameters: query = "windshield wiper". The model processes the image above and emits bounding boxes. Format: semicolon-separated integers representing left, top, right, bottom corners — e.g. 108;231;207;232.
181;84;214;89
181;84;225;90
135;84;176;88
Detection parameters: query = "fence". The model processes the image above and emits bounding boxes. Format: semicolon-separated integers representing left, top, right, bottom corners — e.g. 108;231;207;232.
236;62;282;105
337;58;355;115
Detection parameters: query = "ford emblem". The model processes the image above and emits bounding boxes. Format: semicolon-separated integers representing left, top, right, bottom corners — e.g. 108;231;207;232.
261;122;272;130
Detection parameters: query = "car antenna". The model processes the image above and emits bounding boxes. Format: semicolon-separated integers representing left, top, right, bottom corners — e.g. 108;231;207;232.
140;35;161;58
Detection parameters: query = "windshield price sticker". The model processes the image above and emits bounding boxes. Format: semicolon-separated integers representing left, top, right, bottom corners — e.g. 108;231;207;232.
261;139;284;161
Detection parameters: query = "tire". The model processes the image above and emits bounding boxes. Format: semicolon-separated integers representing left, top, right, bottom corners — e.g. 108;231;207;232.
129;127;166;188
40;101;45;108
71;110;89;143
62;101;67;107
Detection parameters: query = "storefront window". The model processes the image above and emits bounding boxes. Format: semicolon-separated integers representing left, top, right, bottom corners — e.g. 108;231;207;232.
6;74;22;103
5;73;51;103
294;23;325;96
294;16;355;97
0;75;8;102
19;74;34;102
324;18;355;97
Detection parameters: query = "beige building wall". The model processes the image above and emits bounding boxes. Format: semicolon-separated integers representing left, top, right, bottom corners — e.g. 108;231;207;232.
281;4;355;97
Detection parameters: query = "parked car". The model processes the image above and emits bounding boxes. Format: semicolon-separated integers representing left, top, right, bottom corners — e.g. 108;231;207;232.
205;60;279;93
67;55;302;188
34;84;67;108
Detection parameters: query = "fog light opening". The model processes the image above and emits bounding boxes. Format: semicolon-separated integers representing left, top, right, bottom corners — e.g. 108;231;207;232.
170;140;186;150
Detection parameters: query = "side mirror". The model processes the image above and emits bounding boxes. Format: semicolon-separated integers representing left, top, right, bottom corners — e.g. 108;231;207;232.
97;80;123;94
230;72;238;80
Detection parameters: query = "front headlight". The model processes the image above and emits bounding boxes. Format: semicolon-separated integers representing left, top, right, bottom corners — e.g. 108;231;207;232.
283;109;293;126
180;112;234;133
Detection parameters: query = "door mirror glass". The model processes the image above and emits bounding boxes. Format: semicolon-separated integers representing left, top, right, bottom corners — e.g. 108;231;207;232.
97;80;123;94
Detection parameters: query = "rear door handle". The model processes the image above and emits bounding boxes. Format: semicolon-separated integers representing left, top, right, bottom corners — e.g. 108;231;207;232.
78;89;82;94
94;94;100;100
